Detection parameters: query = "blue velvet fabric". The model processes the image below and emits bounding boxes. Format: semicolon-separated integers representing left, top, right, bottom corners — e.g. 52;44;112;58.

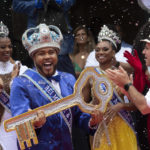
10;70;93;150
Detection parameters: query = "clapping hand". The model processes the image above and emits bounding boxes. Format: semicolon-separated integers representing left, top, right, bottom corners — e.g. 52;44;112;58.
11;62;21;80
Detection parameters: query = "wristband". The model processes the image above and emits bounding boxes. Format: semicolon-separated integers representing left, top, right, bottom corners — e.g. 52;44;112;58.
124;83;132;91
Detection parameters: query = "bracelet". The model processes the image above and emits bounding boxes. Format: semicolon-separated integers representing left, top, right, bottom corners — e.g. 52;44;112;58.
124;83;132;91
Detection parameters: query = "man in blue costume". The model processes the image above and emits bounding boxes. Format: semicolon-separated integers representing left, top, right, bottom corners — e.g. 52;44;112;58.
10;23;102;150
12;0;76;76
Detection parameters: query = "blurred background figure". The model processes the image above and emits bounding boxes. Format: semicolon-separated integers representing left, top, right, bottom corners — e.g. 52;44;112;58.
0;21;27;150
70;25;95;78
115;24;133;63
70;24;95;150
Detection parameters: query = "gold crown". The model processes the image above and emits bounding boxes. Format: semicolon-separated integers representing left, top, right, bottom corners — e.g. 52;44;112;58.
98;25;121;48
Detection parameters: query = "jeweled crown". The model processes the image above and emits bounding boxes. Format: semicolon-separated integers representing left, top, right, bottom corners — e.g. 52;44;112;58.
22;24;63;56
98;25;121;49
0;21;9;37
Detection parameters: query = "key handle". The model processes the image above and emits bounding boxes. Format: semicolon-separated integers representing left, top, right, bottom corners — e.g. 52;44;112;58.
4;67;113;149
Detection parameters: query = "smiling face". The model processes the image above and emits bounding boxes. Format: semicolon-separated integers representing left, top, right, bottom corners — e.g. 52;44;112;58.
95;40;115;65
33;47;58;77
143;42;150;66
0;37;12;62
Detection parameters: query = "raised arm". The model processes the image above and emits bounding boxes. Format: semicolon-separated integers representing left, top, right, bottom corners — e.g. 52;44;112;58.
106;66;150;114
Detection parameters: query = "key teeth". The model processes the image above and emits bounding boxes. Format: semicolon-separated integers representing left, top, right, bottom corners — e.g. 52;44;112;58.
26;140;32;148
15;121;39;149
19;139;38;150
26;138;38;148
33;137;38;145
20;142;25;150
20;139;38;150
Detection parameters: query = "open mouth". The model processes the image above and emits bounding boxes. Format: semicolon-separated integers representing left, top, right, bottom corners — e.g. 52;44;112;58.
43;62;53;70
97;55;105;61
99;56;105;59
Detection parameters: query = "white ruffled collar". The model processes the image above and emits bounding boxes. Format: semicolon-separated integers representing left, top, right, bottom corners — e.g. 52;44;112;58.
0;60;14;74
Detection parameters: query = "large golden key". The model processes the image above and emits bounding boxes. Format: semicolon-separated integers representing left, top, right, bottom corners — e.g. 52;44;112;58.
4;67;113;150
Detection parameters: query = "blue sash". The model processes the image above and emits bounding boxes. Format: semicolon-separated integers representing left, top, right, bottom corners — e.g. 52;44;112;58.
110;90;135;131
95;67;135;131
0;90;11;112
21;69;72;134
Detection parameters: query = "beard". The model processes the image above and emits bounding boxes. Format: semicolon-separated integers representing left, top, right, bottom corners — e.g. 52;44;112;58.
35;63;57;77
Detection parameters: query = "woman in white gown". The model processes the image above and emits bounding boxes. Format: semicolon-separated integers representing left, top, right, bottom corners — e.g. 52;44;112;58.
0;21;28;150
